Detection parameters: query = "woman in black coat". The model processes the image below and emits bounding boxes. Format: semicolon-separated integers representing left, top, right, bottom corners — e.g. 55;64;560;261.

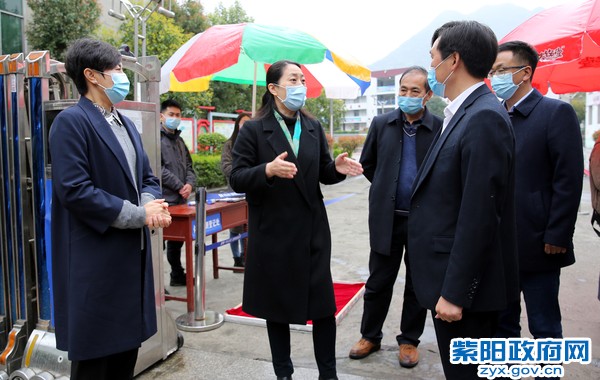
230;60;362;380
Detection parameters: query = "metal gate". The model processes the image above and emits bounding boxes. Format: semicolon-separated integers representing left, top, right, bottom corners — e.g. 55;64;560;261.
0;51;181;380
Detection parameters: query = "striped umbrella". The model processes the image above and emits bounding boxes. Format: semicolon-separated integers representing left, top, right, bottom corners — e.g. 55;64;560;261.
160;23;371;112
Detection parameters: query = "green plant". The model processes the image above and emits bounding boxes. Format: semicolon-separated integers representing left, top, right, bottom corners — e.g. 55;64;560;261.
332;146;343;158
197;133;227;155
26;0;101;61
337;135;366;158
191;154;227;189
325;133;334;150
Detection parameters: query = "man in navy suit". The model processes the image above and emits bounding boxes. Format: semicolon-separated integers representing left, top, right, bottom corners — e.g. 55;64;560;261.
349;66;441;368
490;41;583;343
408;21;519;379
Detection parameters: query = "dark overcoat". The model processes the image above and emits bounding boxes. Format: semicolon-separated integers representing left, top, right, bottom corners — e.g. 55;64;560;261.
360;108;442;255
49;96;159;361
510;89;583;272
230;111;345;324
408;85;519;312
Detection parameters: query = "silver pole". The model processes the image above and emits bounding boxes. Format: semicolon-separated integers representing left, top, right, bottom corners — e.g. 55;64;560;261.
329;99;334;155
194;188;207;319
252;61;257;116
176;188;224;332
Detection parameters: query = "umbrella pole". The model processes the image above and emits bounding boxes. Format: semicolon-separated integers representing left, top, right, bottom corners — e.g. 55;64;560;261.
252;62;258;116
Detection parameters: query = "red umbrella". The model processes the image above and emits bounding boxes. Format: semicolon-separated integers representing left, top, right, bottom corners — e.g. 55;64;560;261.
500;0;600;94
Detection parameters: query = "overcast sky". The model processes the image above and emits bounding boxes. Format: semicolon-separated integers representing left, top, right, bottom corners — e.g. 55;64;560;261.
199;0;576;64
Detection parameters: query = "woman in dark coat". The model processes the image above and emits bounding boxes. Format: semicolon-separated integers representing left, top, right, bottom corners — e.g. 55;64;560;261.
49;38;171;380
230;60;363;380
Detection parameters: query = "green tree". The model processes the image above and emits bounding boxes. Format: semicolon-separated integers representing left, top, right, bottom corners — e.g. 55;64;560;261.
118;12;190;65
208;0;254;25
26;0;101;61
569;92;585;125
114;9;213;114
172;0;210;35
426;96;447;119
305;92;345;132
210;82;256;114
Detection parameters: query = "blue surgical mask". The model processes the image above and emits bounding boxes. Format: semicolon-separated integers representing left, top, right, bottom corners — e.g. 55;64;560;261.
397;96;424;115
275;84;307;111
164;117;181;130
427;56;453;98
96;71;130;105
491;67;525;100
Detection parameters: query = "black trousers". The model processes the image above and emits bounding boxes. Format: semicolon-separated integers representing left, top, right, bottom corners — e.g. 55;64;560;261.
432;310;498;380
71;348;138;380
360;215;427;346
266;316;336;378
166;240;184;277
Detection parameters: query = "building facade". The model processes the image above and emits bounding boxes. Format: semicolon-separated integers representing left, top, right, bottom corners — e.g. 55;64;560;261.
586;92;600;148
342;68;406;133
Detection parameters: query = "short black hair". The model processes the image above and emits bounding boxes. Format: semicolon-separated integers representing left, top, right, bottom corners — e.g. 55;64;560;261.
432;20;498;79
399;66;430;92
64;38;122;95
498;40;539;77
161;98;182;113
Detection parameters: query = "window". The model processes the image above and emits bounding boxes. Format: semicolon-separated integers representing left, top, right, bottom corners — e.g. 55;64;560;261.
1;13;23;54
1;0;23;14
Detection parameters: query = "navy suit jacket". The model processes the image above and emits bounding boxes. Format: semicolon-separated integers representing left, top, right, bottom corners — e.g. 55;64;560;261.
510;89;583;272
360;108;442;255
49;96;160;360
408;84;519;312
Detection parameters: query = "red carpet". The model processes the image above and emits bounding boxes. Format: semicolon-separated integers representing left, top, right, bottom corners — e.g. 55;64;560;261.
225;282;365;331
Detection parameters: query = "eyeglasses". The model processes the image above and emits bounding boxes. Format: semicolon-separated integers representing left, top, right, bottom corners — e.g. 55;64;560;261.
488;65;526;78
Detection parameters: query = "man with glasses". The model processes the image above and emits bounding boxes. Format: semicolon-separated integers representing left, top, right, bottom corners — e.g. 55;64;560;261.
490;41;583;346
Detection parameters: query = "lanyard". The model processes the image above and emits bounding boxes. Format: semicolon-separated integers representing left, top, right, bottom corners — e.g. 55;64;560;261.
274;111;301;156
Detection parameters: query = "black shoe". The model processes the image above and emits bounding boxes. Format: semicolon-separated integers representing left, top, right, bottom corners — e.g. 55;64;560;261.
276;377;292;380
170;273;187;286
233;257;245;267
318;376;338;380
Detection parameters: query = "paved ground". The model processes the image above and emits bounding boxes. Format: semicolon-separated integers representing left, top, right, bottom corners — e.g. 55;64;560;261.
138;150;600;380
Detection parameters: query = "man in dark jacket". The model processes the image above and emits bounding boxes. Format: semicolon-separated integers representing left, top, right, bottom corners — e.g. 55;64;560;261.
350;66;441;369
160;99;196;286
490;41;583;342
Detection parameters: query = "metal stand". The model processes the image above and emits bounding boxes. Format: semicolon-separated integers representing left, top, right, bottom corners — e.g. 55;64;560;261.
176;188;224;332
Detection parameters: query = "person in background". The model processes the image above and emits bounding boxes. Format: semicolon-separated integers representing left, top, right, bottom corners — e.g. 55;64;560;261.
491;41;583;350
349;66;440;369
408;21;518;378
221;112;251;268
50;37;171;380
160;98;196;287
230;60;363;380
590;137;600;301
